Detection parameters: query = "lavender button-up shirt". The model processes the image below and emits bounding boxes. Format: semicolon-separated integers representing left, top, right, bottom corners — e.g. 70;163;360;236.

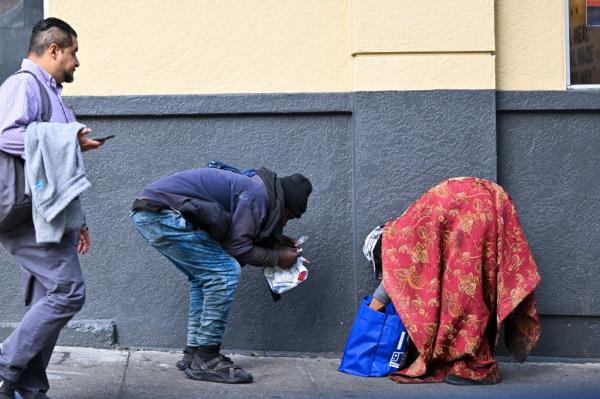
0;59;78;157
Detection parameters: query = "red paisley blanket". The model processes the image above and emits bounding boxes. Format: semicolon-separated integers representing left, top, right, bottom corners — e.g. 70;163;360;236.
382;177;541;383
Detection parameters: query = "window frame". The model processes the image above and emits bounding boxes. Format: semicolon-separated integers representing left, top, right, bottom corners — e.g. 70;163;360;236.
567;0;600;89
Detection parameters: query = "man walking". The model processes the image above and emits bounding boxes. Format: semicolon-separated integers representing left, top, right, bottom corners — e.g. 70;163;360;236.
0;18;102;399
131;165;312;384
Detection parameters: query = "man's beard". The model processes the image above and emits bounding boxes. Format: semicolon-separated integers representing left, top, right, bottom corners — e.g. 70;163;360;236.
63;70;74;83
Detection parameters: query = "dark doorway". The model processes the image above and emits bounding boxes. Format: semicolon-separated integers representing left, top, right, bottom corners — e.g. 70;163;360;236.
0;0;43;82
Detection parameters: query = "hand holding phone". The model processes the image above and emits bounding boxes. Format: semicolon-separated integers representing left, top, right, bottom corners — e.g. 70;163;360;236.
78;127;103;151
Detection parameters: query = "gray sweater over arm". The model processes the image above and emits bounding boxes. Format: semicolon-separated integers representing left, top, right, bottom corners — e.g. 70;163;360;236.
24;121;91;244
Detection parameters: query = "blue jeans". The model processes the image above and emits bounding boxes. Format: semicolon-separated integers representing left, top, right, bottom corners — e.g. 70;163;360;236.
131;210;241;347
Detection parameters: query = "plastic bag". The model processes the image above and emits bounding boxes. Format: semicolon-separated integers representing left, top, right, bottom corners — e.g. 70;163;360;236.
264;236;309;294
338;295;409;377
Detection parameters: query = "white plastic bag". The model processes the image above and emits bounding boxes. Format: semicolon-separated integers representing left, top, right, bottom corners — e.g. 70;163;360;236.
264;236;309;294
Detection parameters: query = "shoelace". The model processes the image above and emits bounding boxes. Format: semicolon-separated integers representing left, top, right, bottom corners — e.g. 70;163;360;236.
217;354;233;365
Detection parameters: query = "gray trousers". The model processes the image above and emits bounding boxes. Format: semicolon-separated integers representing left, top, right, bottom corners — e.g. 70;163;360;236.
0;221;85;396
373;281;390;304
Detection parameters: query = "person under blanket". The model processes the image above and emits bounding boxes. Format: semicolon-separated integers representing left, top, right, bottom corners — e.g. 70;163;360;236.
366;177;541;385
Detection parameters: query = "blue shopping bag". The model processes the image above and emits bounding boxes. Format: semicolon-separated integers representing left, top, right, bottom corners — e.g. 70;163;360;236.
338;295;409;377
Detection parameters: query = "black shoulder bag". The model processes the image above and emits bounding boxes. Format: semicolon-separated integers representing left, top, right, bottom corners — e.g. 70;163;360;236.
0;70;52;232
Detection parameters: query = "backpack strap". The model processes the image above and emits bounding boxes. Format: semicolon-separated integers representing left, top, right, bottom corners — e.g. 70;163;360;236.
13;70;52;122
207;160;257;177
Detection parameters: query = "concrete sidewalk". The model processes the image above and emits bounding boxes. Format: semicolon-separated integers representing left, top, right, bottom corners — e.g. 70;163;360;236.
40;346;599;399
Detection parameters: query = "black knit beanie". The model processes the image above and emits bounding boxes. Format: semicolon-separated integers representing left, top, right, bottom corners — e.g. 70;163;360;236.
280;174;312;218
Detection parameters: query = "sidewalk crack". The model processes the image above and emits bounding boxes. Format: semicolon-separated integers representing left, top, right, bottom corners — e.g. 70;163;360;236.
117;350;131;399
302;360;321;398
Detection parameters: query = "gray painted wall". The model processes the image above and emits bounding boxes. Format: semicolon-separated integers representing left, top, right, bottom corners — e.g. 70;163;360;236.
497;95;600;357
1;90;598;358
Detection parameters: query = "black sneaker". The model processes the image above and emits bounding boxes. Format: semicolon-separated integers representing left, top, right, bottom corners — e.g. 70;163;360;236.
15;390;51;399
0;377;16;399
185;354;253;384
15;391;50;399
176;346;198;370
444;374;498;385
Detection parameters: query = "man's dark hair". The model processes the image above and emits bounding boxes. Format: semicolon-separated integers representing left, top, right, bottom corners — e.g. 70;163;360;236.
28;17;77;55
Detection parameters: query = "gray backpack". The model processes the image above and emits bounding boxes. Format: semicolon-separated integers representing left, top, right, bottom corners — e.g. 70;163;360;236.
0;70;52;232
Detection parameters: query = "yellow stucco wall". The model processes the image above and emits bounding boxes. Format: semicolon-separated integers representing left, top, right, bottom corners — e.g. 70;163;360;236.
351;1;495;53
495;0;567;90
353;54;496;91
351;0;496;91
48;0;567;95
49;0;351;95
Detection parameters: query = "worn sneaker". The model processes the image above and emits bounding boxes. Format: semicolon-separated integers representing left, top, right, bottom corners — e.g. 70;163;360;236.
444;374;498;385
15;390;51;399
0;377;16;399
185;354;253;384
176;346;198;370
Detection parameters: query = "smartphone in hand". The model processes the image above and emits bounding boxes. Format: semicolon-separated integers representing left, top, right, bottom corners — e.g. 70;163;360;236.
90;135;115;143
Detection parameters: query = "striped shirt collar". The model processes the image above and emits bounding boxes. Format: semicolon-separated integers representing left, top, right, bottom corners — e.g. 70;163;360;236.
20;58;62;93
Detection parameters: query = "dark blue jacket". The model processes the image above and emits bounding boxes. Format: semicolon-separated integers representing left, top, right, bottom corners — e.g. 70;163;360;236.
136;168;280;267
